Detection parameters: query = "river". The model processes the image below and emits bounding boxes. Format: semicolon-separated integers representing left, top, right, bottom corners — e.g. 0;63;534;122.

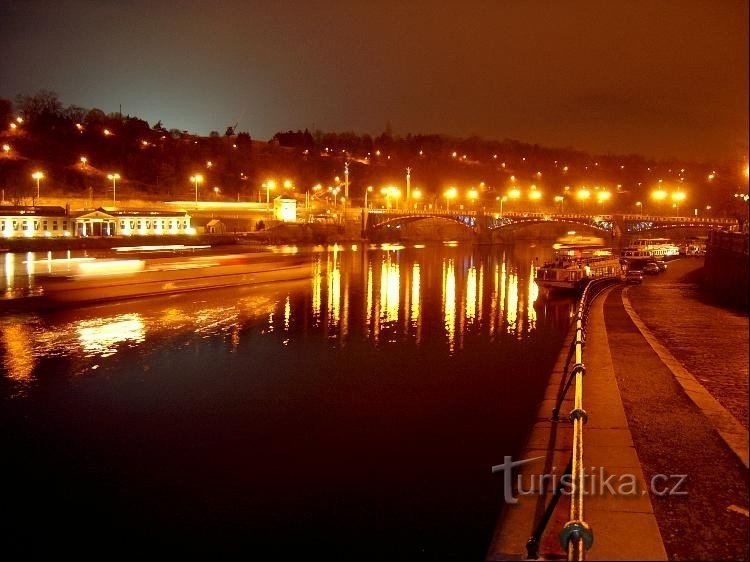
0;242;574;559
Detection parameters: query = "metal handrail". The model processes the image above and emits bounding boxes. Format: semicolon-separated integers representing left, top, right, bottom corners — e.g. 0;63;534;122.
526;275;619;560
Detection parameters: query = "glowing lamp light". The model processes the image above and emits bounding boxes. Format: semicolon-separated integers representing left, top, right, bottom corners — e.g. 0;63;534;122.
651;189;668;201
508;188;521;200
671;191;686;202
529;190;542;201
596;191;611;202
444;187;458;199
576;189;590;200
467;189;479;201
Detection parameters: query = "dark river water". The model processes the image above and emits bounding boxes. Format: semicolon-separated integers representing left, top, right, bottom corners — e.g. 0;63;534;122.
0;243;574;559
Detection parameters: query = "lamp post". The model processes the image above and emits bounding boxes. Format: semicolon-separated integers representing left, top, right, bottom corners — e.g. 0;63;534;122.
107;173;120;204
651;189;667;215
671;191;686;216
498;195;508;216
390;187;401;210
444;187;457;211
412;188;422;210
190;174;204;207
263;179;276;209
596;191;611;209
554;195;564;213
576;188;590;211
507;188;521;213
32;171;44;201
364;185;373;209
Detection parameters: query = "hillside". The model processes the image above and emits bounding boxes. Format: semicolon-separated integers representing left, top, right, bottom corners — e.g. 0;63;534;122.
0;91;746;217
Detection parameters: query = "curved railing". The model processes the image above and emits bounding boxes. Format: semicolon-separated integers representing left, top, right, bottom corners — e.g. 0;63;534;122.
526;275;620;561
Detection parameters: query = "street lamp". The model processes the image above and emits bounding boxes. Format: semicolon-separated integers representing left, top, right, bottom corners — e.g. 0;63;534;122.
498;194;508;216
444;187;457;211
309;183;322;209
412;188;422;209
671;191;686;215
364;185;373;209
389;187;401;210
32;171;44;201
107;173;121;204
635;201;643;215
263;179;276;209
596;191;611;207
467;188;479;205
554;195;564;213
2;144;10;153
190;174;204;206
651;189;667;215
576;189;590;210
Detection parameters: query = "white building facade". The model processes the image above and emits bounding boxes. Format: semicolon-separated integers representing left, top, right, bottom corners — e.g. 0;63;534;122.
1;206;192;238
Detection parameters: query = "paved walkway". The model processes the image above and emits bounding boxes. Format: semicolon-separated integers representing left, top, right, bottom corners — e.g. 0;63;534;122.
604;283;749;560
488;262;749;560
583;287;667;560
625;258;749;429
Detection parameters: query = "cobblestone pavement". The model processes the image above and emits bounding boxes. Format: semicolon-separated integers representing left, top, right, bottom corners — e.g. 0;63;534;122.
626;258;749;429
604;287;749;561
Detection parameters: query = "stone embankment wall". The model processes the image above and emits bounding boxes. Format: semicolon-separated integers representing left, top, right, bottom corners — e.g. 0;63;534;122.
703;231;749;311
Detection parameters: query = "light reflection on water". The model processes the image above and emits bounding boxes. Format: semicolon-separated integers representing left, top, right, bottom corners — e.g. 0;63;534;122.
0;242;576;558
1;243;573;394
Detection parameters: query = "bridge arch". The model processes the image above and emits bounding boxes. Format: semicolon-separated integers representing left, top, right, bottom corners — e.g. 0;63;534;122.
488;217;611;233
365;213;476;241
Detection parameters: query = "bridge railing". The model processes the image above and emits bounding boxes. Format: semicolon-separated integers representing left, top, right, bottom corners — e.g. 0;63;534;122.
366;208;612;220
526;275;620;561
620;214;737;225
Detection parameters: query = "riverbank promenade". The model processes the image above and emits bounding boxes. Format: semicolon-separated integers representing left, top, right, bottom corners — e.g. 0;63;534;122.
489;258;749;560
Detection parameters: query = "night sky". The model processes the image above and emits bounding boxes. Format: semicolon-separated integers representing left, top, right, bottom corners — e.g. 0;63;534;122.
1;0;747;161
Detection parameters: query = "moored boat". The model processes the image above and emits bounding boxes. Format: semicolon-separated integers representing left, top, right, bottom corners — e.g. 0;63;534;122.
536;237;622;291
623;237;680;258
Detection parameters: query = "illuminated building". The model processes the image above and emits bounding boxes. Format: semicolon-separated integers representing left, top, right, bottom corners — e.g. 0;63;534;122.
0;206;192;238
273;196;297;222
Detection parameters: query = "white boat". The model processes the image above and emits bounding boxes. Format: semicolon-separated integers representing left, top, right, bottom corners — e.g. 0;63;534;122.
623;237;680;258
536;241;622;291
34;252;314;306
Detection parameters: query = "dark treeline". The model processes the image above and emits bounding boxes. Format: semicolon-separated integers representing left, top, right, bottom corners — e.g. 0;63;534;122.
0;91;745;217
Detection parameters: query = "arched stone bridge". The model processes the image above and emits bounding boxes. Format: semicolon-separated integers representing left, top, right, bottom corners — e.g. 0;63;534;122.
362;209;737;238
